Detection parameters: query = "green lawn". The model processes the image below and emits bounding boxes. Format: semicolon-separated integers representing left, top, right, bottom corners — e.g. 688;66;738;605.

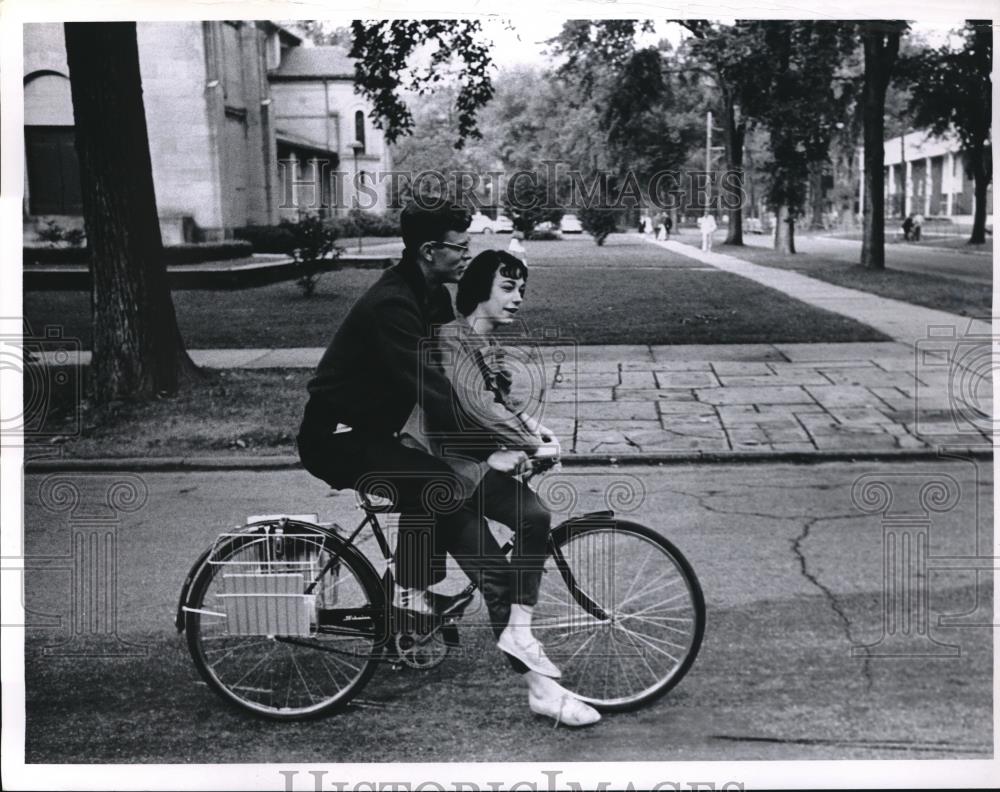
39;368;309;457
829;230;993;255
702;242;991;318
25;237;886;348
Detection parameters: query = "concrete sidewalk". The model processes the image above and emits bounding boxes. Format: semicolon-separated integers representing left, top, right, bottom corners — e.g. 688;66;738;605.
650;236;992;344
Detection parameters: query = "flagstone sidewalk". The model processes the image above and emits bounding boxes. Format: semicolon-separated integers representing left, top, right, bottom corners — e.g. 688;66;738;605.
35;339;993;459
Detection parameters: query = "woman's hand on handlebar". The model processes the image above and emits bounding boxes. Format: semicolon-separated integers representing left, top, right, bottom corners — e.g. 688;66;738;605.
487;443;561;477
487;449;531;474
527;441;561;476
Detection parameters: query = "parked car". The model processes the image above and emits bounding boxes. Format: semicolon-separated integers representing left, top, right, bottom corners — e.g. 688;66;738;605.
468;212;514;234
560;213;583;233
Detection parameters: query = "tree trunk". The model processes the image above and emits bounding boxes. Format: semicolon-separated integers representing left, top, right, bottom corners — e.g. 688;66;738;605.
722;85;745;246
859;24;901;270
808;161;826;229
64;22;201;403
773;205;796;253
969;142;989;244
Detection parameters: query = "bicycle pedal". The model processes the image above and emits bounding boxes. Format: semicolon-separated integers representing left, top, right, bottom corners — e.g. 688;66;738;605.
427;590;474;618
441;624;460;647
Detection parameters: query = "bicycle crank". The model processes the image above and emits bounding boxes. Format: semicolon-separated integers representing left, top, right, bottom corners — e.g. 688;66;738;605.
393;629;449;669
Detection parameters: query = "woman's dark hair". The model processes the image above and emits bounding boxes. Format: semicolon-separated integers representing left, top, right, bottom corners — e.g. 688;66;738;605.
456;250;528;316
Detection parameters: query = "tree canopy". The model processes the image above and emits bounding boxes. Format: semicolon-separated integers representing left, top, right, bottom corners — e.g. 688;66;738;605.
349;20;496;147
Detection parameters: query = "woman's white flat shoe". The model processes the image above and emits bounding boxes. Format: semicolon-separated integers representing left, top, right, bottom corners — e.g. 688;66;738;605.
497;629;562;678
528;692;601;727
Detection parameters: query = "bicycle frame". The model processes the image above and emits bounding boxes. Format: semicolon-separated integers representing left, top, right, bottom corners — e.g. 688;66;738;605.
176;493;617;640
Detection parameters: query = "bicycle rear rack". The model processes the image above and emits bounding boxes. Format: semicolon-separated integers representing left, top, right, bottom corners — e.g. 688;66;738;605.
196;523;340;637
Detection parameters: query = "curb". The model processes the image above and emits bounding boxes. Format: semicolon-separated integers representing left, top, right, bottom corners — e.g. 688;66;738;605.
22;446;994;473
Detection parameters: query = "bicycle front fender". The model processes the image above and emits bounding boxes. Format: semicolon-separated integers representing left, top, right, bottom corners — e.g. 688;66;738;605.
549;510;615;543
547;510;616;622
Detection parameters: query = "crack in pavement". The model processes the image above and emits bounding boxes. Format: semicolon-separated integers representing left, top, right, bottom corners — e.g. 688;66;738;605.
662;482;877;689
792;514;875;692
660;483;820;522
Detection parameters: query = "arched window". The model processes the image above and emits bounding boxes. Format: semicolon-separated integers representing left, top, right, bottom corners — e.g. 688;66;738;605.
354;110;366;152
24;71;82;214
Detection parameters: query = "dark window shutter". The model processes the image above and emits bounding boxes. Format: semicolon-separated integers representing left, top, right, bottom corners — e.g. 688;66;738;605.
26;126;83;215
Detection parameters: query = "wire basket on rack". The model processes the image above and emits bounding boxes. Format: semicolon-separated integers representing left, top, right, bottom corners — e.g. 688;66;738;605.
207;526;338;637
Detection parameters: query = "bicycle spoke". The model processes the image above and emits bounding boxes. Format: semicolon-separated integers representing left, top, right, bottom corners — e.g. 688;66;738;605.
539;523;703;708
616;591;696;621
612;623;684;662
227;643;279;692
615;573;686;609
289;649;317;706
189;529;381;717
614;611;694;636
617;622;663;685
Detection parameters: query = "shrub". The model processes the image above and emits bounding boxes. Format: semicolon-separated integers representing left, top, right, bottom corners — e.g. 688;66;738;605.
334;208;400;238
35;220;86;247
234;225;297;254
162;242;252;264
502;174;563;237
280;214;342;296
578;207;619;246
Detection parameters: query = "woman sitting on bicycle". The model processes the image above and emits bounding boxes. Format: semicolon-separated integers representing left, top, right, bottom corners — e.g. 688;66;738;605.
398;249;601;727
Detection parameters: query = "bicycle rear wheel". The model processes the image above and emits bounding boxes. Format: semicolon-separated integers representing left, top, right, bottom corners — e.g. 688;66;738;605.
184;522;384;719
533;517;705;712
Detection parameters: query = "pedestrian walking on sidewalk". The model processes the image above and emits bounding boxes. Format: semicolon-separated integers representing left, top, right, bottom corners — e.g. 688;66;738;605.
698;213;717;252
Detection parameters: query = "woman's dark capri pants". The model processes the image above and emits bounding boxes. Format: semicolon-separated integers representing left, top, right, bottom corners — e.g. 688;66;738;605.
297;419;551;673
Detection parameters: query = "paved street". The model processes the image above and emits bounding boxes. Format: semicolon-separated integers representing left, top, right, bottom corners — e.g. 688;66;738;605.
20;460;993;762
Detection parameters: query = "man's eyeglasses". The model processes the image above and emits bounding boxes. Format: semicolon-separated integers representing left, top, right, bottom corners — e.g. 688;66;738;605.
434;241;470;254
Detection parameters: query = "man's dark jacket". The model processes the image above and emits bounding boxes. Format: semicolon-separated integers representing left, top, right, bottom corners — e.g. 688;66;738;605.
304;255;477;437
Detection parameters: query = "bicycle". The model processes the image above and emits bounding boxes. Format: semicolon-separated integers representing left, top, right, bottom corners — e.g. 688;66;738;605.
175;454;705;720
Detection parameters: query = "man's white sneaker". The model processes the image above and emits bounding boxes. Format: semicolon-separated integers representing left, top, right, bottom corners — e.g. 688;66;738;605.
528;690;601;727
392;586;433;616
497;627;561;678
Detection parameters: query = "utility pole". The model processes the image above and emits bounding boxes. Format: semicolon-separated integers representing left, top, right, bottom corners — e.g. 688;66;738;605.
705;111;713;216
900;129;907;218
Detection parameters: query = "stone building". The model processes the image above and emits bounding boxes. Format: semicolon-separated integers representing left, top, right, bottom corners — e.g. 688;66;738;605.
23;22;391;243
269;46;392;221
869;129;992;220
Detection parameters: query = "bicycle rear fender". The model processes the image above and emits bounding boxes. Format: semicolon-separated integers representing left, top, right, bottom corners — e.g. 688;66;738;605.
175;543;214;632
175;519;378;634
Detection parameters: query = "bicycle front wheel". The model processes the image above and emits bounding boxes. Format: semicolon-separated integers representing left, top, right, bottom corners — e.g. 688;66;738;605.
533;517;705;712
184;523;384;719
